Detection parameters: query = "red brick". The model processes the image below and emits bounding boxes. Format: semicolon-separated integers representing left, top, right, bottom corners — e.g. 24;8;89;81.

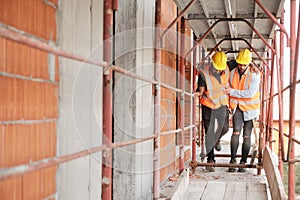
3;124;16;167
5;78;23;120
35;123;50;161
0;0;19;29
43;166;57;198
12;125;25;165
45;83;58;118
21;0;34;35
23;80;45;120
45;4;57;41
49;122;56;157
23;171;43;200
55;56;59;82
22;124;30;164
36;82;46;119
35;124;43;161
30;48;48;80
3;124;29;167
0;177;22;200
36;2;47;39
28;125;36;162
0;125;5;168
0;76;8;120
34;124;43;161
41;123;50;159
6;41;31;77
0;37;6;72
14;78;23;120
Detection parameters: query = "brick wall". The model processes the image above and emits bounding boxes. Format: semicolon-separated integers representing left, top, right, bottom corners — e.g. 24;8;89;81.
0;0;58;199
159;0;192;181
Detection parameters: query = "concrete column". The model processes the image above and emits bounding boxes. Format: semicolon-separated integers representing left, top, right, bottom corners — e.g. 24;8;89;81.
57;0;103;199
113;0;155;199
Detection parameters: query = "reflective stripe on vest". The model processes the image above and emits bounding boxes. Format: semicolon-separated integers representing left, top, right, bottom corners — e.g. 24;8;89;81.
229;67;260;111
200;66;229;109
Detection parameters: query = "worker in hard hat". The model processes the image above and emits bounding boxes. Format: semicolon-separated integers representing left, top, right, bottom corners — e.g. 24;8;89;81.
197;51;230;172
224;49;261;172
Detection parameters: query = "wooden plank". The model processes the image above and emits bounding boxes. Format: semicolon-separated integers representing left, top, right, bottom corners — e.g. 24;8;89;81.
200;181;226;200
224;182;247;200
263;146;287;200
247;182;268;200
186;180;207;199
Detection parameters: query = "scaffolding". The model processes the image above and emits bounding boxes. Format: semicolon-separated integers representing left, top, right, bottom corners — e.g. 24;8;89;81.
0;0;300;199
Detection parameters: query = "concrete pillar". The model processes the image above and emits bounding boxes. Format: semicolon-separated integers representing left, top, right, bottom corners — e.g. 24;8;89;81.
57;0;103;199
113;0;155;199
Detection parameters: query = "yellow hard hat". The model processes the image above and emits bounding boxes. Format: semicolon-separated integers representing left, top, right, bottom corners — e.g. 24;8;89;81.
212;51;227;70
236;49;252;65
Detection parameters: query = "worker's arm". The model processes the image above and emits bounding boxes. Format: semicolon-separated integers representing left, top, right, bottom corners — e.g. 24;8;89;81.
225;73;260;98
198;86;205;97
196;72;206;97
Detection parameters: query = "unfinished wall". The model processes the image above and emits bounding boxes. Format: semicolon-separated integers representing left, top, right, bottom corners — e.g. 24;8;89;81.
158;0;179;183
159;0;193;182
57;0;103;200
0;0;58;199
113;0;155;199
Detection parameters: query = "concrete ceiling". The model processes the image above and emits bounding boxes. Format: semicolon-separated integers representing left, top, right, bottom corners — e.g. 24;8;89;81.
173;0;284;67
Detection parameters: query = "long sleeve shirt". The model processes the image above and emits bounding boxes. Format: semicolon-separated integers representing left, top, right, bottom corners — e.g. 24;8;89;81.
229;68;260;121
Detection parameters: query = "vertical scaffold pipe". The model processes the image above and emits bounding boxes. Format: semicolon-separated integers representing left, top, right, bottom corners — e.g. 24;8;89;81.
192;34;197;163
288;0;297;199
179;17;186;173
278;11;285;178
258;68;267;175
102;0;114;199
267;40;275;150
275;29;285;178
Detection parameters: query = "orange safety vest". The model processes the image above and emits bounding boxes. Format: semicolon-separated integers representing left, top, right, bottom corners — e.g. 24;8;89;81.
229;67;260;111
200;66;229;109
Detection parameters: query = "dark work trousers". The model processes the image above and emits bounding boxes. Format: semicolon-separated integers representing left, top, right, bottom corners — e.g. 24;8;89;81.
202;105;229;162
230;107;254;163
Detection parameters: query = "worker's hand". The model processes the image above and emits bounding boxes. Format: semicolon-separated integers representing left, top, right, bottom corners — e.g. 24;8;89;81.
194;92;200;96
224;86;231;95
250;63;260;74
194;92;203;98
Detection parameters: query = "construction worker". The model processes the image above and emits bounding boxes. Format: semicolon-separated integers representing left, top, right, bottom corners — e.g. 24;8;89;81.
197;51;230;172
225;49;260;172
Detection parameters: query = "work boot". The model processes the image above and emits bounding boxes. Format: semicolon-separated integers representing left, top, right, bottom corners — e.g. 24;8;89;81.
206;160;215;172
238;161;247;172
228;158;237;172
214;139;221;151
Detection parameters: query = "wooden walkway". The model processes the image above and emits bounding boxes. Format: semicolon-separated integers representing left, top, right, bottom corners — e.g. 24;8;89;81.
186;141;270;200
160;139;271;199
186;160;269;200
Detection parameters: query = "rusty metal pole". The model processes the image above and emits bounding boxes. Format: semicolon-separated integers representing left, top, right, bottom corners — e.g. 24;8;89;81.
275;30;286;178
278;10;285;177
200;47;205;160
161;0;197;41
258;67;266;175
267;40;275;150
185;18;276;60
255;0;289;45
102;0;114;199
192;34;197;164
153;0;162;198
287;0;297;199
264;59;270;146
196;38;270;71
179;17;186;173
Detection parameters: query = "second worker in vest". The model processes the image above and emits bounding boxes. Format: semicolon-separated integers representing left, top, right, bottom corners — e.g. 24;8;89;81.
224;49;260;172
197;51;230;172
